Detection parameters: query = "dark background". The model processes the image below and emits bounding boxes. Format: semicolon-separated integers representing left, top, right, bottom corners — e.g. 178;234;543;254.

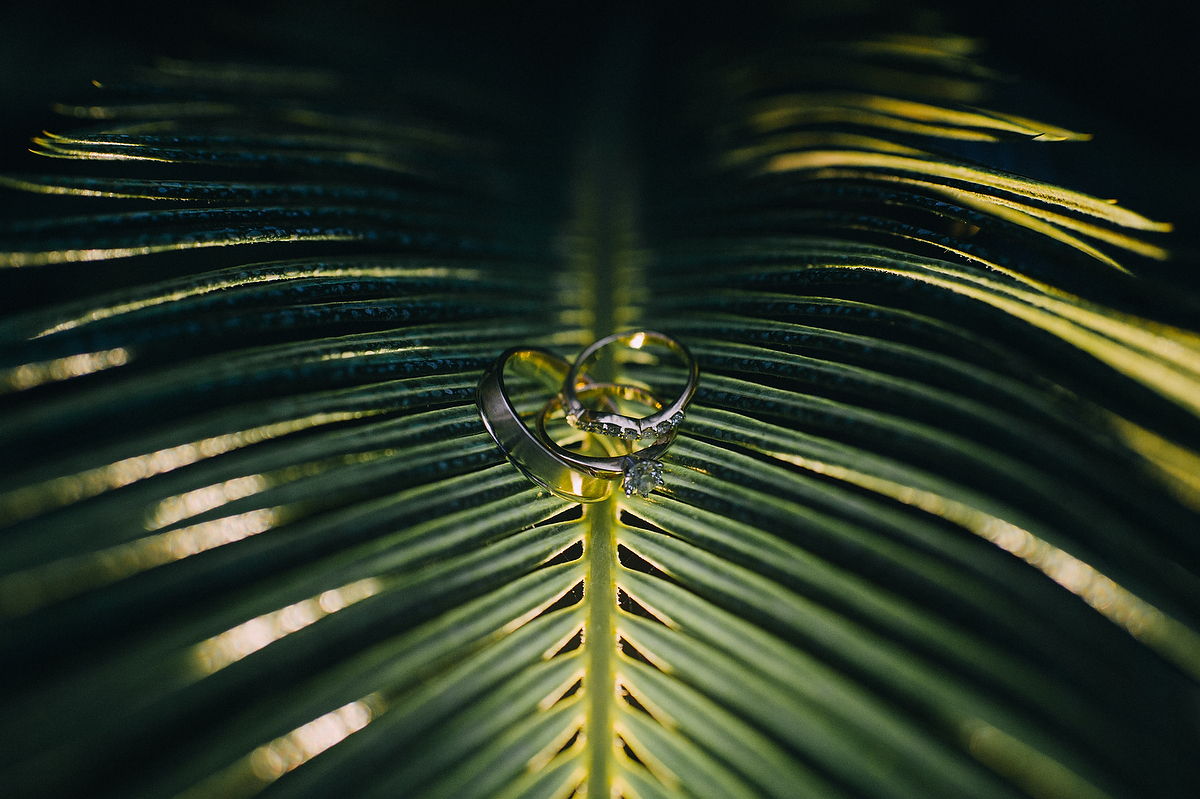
953;0;1200;260
1;1;1196;270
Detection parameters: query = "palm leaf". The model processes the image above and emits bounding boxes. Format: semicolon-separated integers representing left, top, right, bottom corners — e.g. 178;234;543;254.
2;6;1198;799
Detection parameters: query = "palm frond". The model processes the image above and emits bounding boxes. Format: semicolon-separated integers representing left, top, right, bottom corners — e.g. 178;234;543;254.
1;5;1198;799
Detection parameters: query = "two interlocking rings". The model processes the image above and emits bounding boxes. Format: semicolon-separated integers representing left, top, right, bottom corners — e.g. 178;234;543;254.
476;331;698;503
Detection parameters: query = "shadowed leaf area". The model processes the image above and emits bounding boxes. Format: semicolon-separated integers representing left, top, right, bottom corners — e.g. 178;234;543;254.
1;3;1198;799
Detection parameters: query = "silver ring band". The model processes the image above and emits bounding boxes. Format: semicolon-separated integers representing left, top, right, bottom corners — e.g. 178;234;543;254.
560;331;698;441
476;347;617;503
537;383;676;497
537;384;674;476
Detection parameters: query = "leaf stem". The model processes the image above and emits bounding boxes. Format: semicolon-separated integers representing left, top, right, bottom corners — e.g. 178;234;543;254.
584;496;619;799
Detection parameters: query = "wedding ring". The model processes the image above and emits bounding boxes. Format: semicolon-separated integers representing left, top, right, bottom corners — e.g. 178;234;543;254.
560;331;698;442
477;347;619;503
477;334;697;502
537;384;675;498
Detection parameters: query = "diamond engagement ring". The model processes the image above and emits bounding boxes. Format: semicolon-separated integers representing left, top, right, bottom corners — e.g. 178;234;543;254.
536;383;676;498
559;331;698;442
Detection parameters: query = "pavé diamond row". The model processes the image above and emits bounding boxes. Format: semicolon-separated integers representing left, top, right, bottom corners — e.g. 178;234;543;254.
573;411;685;440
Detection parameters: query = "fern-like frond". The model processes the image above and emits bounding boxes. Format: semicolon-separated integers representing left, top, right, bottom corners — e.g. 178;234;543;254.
1;6;1197;799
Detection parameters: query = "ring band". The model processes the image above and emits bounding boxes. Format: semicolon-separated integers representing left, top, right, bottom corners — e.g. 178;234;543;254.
537;384;675;497
477;347;618;503
560;331;698;441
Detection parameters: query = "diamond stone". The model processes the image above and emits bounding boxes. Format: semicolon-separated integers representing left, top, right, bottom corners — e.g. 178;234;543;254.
622;458;664;498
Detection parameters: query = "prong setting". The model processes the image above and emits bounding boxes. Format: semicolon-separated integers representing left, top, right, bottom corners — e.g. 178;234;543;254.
622;457;664;497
